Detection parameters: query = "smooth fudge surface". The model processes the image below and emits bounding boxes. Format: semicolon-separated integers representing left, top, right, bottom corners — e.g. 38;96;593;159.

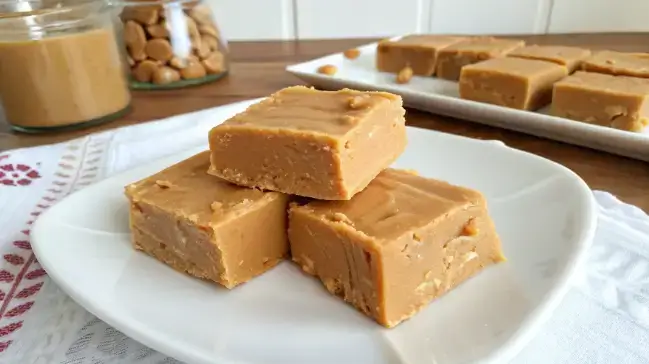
459;57;568;111
581;50;649;78
551;71;649;132
124;151;289;289
507;45;591;73
376;35;465;76
288;168;505;328
208;86;407;200
436;37;524;81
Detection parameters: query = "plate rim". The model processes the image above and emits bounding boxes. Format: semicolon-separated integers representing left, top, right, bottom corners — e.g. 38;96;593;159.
31;100;598;364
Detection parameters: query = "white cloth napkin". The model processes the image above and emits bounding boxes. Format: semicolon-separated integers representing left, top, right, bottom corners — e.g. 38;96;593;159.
0;105;648;364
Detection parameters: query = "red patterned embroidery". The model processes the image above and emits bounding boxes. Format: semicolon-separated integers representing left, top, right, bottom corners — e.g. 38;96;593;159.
0;163;41;186
5;302;34;317
3;255;25;266
15;283;43;299
0;290;5;301
0;271;14;283
0;322;22;337
25;269;46;280
20;230;29;236
0;340;13;352
0;155;8;161
13;241;31;250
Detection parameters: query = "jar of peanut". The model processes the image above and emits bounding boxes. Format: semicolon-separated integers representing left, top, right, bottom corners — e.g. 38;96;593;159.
118;0;229;89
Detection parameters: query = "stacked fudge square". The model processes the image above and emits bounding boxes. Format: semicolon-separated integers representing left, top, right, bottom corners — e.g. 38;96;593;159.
124;85;505;328
376;35;649;132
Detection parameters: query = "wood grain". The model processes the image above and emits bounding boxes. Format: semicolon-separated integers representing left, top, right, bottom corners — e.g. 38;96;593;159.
1;34;648;212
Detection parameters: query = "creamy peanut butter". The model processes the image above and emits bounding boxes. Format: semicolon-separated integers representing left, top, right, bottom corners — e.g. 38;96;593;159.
0;13;130;130
459;57;568;111
436;37;524;81
552;71;649;132
125;151;289;289
208;86;407;200
288;168;505;328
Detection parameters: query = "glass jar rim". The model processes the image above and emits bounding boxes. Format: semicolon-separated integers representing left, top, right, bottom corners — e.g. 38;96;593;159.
109;0;199;6
0;0;109;35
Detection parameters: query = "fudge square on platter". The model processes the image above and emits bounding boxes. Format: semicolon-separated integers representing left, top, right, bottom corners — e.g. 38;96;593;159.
124;151;289;289
551;71;649;132
459;57;568;111
376;34;466;76
435;37;524;81
288;168;505;328
207;86;407;200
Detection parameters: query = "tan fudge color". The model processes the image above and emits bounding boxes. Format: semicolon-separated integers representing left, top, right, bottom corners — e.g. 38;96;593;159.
551;71;649;132
208;86;407;200
436;37;524;81
507;45;591;73
581;50;649;78
288;169;505;328
376;35;465;76
124;151;289;289
459;57;568;111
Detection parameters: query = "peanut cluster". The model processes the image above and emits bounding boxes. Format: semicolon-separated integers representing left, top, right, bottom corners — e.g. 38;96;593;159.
121;3;226;86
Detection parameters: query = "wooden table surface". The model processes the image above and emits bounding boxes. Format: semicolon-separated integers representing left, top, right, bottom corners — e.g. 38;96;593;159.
1;33;648;212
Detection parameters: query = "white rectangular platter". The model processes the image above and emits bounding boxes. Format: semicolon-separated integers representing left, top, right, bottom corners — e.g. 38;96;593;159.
286;40;649;162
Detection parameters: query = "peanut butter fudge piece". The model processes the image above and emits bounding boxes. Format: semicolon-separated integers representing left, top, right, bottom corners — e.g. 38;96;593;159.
208;86;407;200
289;169;505;328
551;71;649;132
581;50;649;78
508;45;591;73
124;151;289;289
459;57;568;111
436;37;524;81
376;35;465;76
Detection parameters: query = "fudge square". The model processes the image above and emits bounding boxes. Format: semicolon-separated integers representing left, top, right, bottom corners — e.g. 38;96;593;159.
208;86;407;200
376;35;465;76
288;168;505;328
459;57;568;111
436;37;524;81
551;71;649;132
124;151;289;289
581;50;649;78
507;45;591;73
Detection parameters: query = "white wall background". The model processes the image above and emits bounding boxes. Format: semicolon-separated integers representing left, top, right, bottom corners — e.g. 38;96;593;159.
209;0;648;41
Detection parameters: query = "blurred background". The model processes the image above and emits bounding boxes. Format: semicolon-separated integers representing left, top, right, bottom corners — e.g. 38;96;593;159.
210;0;648;41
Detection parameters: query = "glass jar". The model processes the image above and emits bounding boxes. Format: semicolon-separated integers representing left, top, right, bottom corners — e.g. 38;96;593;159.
0;0;132;133
118;0;229;89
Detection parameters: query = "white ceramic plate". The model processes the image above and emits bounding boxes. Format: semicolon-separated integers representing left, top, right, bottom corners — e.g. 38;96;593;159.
32;100;597;364
286;39;649;162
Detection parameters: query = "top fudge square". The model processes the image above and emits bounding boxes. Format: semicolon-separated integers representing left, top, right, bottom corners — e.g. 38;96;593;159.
208;86;407;200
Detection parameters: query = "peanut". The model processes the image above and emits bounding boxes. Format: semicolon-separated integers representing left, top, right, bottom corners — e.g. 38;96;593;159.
396;66;413;84
343;48;361;60
195;38;211;59
202;35;219;51
146;22;169;38
132;60;159;83
180;60;207;79
317;64;337;76
202;52;224;74
187;4;213;25
122;6;159;25
169;57;187;69
152;66;181;85
198;24;219;38
145;38;174;62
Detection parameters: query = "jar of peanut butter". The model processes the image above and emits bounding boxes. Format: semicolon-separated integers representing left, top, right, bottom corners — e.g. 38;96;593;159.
0;0;132;133
118;0;229;89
